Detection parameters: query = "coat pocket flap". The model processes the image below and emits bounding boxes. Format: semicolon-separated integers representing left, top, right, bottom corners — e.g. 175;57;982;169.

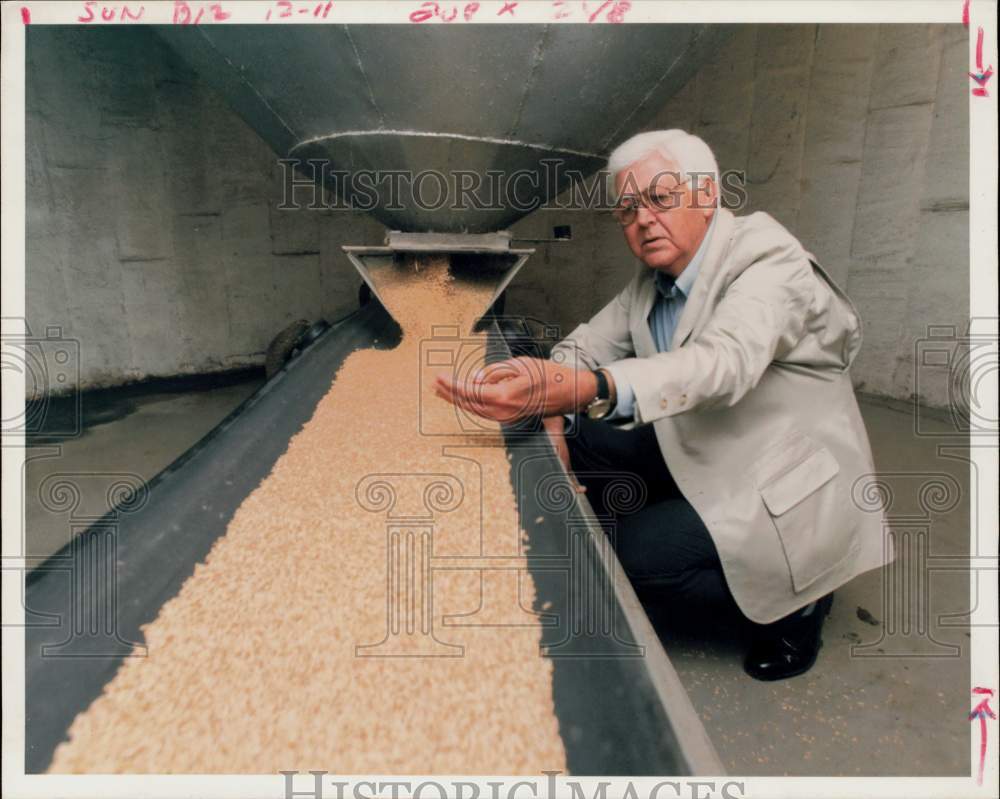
758;448;840;516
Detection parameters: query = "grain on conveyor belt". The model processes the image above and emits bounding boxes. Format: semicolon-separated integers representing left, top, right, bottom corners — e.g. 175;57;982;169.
49;256;567;775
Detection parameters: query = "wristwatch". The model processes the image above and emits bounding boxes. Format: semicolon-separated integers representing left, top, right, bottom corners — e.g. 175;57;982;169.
585;369;615;420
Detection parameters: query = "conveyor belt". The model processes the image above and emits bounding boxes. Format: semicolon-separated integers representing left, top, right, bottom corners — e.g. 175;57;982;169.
24;303;722;775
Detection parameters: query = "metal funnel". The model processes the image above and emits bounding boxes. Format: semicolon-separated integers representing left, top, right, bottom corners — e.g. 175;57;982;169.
343;232;532;330
154;24;732;233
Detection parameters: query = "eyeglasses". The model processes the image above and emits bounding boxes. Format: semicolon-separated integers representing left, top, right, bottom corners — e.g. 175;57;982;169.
612;180;691;226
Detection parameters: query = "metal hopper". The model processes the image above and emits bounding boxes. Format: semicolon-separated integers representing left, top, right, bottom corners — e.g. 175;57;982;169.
153;23;730;233
154;23;730;319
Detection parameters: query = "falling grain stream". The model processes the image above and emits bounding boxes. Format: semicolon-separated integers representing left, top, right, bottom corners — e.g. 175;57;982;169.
50;257;568;774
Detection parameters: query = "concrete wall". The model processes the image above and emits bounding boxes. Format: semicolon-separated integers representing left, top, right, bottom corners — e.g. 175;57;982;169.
26;27;384;396
510;24;969;409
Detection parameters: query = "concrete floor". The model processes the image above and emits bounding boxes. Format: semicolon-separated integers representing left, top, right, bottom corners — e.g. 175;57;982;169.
23;383;972;777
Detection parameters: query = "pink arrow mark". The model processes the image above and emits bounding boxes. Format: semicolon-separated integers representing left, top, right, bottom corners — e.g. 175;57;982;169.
969;687;996;786
968;27;993;96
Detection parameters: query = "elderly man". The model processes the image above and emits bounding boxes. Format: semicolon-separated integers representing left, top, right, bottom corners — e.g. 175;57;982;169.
434;130;890;681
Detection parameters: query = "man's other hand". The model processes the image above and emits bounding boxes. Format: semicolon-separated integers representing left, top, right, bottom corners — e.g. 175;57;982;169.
432;356;598;422
543;415;586;493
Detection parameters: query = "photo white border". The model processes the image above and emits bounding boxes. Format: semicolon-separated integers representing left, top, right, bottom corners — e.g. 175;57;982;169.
2;2;997;798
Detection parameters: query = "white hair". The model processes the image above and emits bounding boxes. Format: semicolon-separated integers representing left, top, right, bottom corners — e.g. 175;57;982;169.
607;129;719;204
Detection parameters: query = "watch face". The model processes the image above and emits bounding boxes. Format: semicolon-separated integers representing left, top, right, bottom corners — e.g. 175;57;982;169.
586;398;613;420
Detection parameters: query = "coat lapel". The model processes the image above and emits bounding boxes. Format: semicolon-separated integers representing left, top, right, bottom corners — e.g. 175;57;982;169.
670;208;734;351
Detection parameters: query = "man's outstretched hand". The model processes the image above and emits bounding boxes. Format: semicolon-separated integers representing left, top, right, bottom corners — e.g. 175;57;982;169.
432;356;598;422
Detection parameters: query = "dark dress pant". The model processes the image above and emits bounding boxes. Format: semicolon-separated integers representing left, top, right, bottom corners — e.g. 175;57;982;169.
565;415;744;617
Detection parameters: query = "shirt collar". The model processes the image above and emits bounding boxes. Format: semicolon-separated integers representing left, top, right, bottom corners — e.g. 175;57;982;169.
654;210;717;299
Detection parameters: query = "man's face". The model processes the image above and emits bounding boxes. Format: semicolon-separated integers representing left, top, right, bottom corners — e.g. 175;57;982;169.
614;152;716;277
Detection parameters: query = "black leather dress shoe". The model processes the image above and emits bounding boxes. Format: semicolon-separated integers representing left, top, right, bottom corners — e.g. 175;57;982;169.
743;594;834;681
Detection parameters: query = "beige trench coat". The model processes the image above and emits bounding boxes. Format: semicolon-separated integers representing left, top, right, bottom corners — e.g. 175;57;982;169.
551;208;892;623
